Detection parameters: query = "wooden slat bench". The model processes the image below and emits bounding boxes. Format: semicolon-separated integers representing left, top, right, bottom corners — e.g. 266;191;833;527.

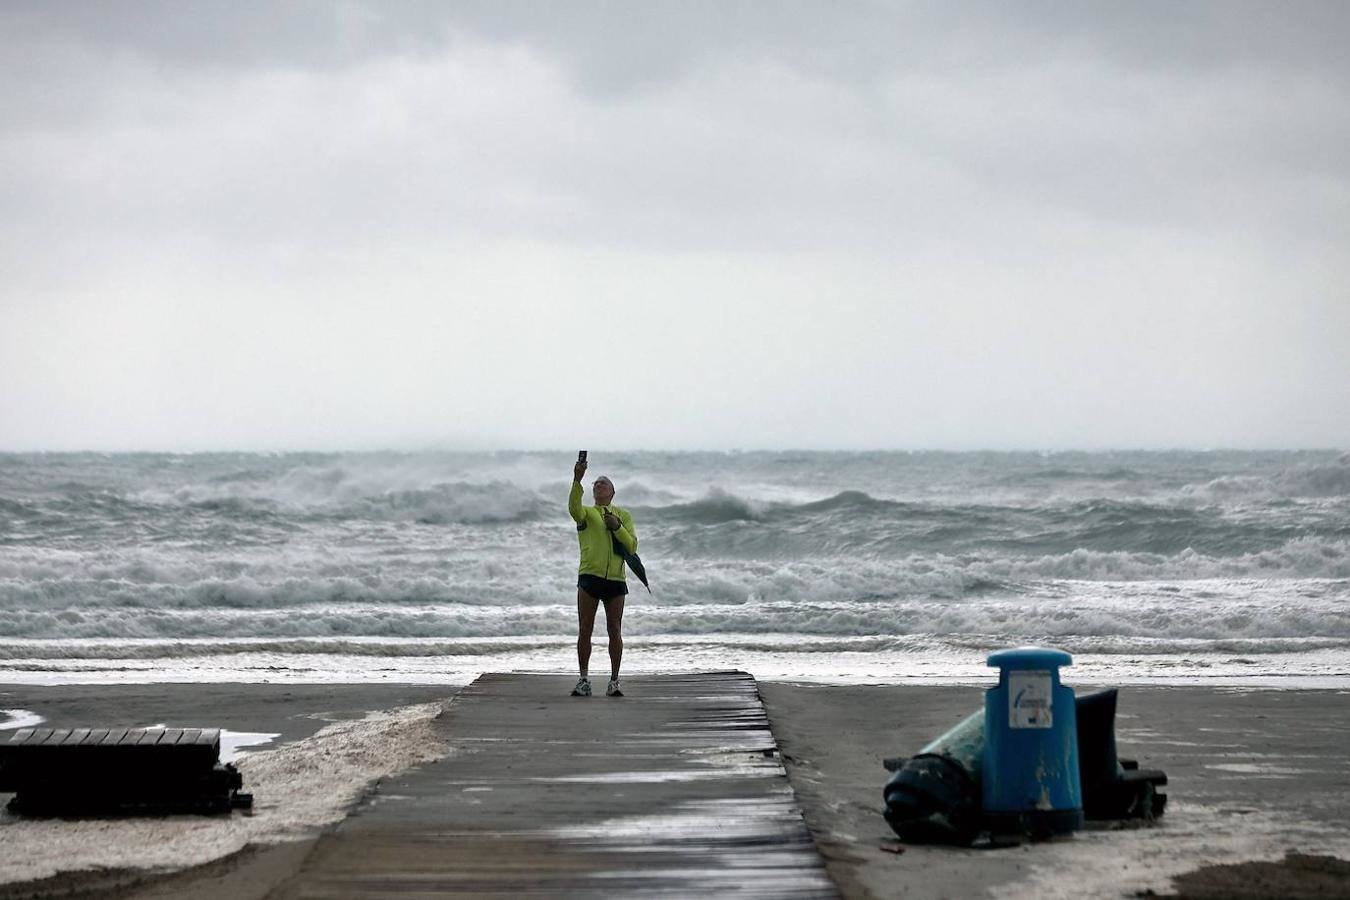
0;726;252;815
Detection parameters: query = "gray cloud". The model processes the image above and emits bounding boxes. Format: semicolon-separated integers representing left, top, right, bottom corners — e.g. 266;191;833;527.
1;2;1347;450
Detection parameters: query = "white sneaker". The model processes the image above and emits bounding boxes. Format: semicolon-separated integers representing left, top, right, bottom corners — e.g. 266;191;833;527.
606;678;624;697
571;677;591;697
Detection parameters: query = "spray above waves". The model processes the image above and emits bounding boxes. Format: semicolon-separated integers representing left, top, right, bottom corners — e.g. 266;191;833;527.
6;451;1349;554
9;495;1347;565
1180;454;1350;501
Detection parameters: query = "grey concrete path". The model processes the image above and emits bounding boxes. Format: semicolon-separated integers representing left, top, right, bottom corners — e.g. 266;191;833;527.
269;671;836;898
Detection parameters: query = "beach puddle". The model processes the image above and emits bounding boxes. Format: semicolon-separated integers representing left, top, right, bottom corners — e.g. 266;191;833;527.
0;710;45;730
220;730;281;762
138;724;279;762
0;715;274;763
527;770;745;784
1204;762;1308;776
551;796;832;894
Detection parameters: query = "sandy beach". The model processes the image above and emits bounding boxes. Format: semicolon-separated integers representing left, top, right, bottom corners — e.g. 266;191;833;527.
2;679;1349;898
0;683;456;896
759;682;1350;899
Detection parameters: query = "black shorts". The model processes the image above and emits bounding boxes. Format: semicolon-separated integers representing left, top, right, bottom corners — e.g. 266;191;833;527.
578;574;628;602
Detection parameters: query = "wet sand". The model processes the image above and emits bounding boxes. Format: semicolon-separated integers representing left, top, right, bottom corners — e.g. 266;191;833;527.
758;683;1350;899
3;681;1350;898
0;682;456;747
0;683;457;897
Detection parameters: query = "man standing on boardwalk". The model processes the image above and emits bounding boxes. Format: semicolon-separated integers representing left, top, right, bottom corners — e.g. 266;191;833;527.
569;456;638;698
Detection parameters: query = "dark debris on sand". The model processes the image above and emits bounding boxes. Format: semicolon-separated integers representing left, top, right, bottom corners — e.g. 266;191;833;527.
1150;852;1350;900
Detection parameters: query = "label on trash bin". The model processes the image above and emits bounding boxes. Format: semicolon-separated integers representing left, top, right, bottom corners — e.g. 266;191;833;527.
1009;670;1053;729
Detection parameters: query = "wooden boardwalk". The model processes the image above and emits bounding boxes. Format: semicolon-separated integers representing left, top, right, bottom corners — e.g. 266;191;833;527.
271;671;837;898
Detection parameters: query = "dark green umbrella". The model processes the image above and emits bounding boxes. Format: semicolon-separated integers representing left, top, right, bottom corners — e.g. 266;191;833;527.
612;534;651;593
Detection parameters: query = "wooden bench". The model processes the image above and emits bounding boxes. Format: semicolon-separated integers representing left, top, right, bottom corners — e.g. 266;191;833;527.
0;726;253;815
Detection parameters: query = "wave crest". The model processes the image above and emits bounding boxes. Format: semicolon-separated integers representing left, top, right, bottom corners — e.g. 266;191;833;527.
1183;456;1350;500
651;488;770;523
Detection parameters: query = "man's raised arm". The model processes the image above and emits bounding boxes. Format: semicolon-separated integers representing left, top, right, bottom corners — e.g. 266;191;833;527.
568;462;587;523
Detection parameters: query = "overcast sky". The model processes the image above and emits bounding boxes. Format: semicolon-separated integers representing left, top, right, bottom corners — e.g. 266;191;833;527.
2;1;1347;451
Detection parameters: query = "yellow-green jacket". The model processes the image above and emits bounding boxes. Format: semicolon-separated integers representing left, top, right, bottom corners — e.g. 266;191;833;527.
569;481;638;580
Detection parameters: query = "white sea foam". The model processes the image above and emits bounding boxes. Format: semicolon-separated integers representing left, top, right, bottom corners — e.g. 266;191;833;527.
3;632;1348;663
0;600;1273;643
3;638;1346;686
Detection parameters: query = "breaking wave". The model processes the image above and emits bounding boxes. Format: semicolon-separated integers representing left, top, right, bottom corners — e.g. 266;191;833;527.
1;585;1347;644
3;450;1349;674
4;537;1350;616
1180;455;1350;500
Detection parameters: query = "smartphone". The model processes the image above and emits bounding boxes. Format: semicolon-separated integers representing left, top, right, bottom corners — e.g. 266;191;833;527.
577;450;588;464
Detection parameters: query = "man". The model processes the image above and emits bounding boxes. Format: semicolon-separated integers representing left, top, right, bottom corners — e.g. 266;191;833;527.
568;457;637;698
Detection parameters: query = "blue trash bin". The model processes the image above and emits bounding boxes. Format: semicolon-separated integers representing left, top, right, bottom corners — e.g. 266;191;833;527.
983;647;1083;838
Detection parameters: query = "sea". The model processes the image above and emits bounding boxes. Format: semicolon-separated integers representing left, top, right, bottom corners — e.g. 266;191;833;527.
1;450;1348;686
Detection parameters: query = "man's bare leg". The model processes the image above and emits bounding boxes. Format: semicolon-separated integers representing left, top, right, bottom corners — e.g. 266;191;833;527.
604;596;625;681
576;589;599;678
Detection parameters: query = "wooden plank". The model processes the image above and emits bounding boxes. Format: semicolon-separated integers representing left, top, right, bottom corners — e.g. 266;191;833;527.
40;729;71;746
271;672;837;899
62;728;91;745
2;725;222;757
